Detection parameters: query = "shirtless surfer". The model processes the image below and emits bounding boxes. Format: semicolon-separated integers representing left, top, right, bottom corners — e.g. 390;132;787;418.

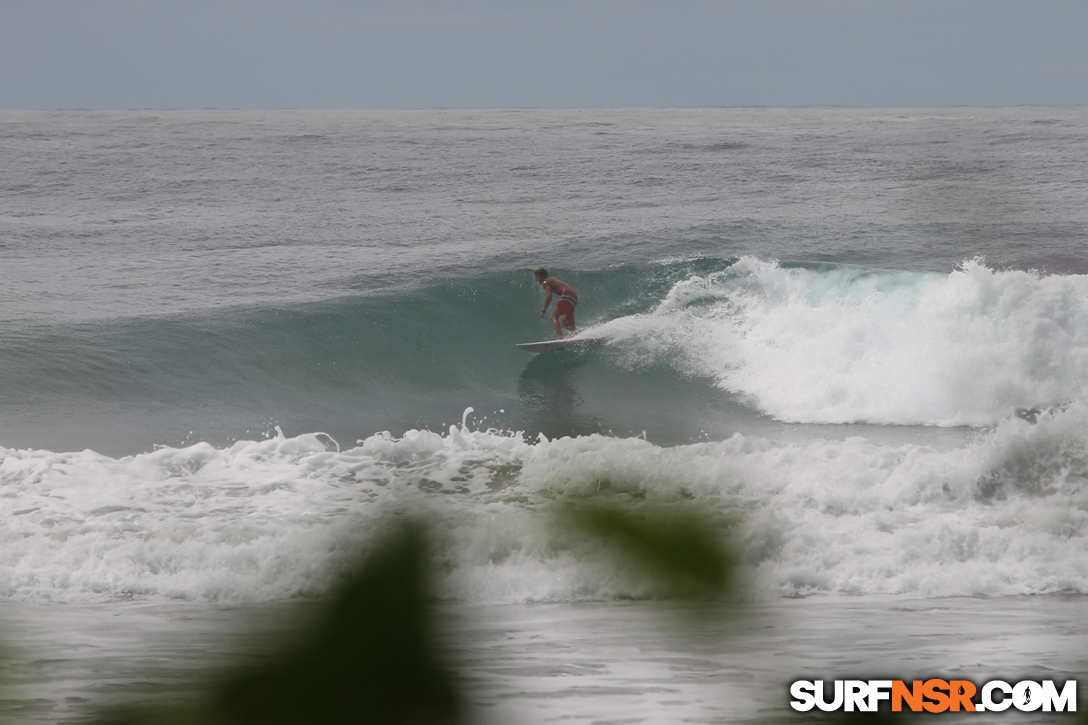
534;267;578;339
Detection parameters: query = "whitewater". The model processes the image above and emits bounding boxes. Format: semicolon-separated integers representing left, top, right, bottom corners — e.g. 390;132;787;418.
3;107;1088;722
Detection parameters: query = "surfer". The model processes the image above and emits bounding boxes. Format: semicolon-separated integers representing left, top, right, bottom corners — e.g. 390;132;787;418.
534;267;577;339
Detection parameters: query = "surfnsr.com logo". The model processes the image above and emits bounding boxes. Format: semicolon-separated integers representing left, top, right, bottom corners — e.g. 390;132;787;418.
790;680;1077;713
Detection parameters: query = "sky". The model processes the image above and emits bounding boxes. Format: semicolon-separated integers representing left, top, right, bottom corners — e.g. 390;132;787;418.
2;0;1087;110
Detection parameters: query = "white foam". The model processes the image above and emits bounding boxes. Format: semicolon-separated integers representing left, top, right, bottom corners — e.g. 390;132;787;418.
5;404;1088;603
603;258;1088;426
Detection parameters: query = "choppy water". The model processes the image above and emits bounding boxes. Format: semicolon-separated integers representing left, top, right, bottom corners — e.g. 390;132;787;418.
3;107;1088;722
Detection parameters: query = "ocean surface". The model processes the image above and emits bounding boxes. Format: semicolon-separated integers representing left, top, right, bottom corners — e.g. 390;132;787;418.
3;107;1088;722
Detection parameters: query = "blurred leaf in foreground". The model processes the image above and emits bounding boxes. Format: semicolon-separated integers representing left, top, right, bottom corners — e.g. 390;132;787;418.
215;520;462;725
561;499;739;600
96;520;464;725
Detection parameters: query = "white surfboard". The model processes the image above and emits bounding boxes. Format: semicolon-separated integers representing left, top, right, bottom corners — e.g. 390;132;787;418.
516;337;602;353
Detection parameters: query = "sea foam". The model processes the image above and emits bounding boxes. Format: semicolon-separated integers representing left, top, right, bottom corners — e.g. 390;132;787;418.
595;258;1088;427
4;400;1088;604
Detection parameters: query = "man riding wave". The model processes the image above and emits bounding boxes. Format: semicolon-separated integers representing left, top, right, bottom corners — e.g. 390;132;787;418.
534;267;577;340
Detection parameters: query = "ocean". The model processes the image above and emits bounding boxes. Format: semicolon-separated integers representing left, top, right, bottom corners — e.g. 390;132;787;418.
2;106;1088;722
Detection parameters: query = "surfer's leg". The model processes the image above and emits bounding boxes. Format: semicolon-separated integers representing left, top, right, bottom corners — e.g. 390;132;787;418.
554;300;575;338
550;308;564;339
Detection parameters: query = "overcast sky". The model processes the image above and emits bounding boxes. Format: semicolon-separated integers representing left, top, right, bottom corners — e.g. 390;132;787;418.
3;0;1087;110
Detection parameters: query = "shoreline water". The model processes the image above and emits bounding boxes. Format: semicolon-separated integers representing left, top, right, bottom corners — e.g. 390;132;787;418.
2;594;1085;723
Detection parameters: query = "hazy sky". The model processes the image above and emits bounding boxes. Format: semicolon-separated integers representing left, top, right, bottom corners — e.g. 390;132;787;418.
3;0;1087;109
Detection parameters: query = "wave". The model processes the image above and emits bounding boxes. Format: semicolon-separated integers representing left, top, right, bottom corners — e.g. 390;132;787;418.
4;401;1088;604
0;258;735;453
2;256;1086;453
595;257;1088;427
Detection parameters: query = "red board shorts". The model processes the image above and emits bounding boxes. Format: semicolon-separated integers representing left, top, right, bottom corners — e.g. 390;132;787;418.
556;292;577;328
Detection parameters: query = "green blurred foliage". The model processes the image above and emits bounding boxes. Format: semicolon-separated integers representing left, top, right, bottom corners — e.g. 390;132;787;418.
559;496;740;600
85;500;742;724
94;520;463;725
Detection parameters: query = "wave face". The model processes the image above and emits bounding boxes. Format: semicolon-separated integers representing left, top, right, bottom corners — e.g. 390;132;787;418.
6;257;1088;455
4;400;1088;604
0;258;737;454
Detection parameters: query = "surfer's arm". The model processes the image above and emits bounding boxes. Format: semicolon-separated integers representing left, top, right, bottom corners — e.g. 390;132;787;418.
540;289;553;318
